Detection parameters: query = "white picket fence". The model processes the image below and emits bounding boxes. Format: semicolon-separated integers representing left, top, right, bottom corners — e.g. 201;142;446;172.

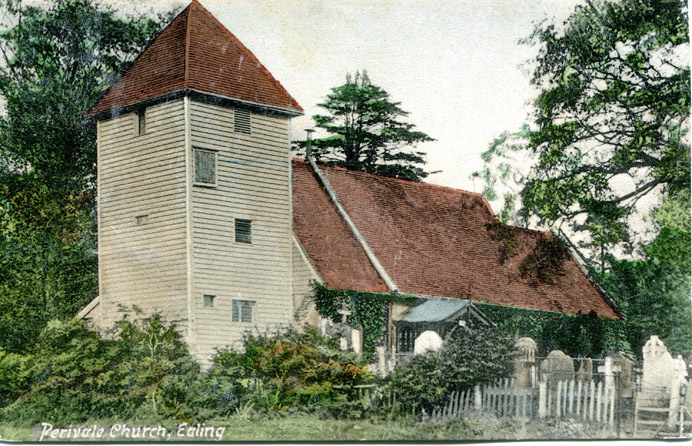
428;377;617;427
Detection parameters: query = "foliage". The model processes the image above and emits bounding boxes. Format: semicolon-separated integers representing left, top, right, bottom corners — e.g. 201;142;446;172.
295;71;435;182
518;235;570;285
384;327;513;413
0;316;200;425
485;220;520;264
473;0;690;261
0;0;161;192
203;327;372;413
0;198;97;353
0;0;169;353
313;283;416;360
475;302;630;357
596;257;692;356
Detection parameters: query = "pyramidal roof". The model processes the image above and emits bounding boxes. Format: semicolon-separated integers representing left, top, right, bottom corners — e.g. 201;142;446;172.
88;0;303;116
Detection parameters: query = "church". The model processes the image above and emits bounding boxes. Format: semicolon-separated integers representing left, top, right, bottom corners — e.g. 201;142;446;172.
80;0;619;368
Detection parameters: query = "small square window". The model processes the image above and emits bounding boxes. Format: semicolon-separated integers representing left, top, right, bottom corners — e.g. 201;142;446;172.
233;300;253;322
235;219;252;244
136;110;146;135
194;148;217;185
234;109;251;134
203;295;215;308
136;215;149;225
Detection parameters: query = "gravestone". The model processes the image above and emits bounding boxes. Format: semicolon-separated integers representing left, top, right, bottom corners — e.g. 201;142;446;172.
576;357;593;383
413;330;443;355
612;352;632;390
642;335;679;393
512;337;537;389
540;350;575;386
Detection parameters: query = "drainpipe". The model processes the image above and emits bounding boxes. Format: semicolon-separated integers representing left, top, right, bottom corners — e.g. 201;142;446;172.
304;129;399;293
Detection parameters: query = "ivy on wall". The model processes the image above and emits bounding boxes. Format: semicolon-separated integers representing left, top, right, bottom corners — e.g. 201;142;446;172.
314;283;628;360
313;283;416;361
475;302;630;357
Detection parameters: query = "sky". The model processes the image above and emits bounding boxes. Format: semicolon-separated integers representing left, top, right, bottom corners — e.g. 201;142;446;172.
118;0;583;210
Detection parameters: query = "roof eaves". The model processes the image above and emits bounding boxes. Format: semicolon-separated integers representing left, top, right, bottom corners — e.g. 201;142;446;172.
187;89;303;117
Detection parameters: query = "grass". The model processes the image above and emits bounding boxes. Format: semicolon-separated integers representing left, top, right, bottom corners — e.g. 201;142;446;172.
0;413;623;442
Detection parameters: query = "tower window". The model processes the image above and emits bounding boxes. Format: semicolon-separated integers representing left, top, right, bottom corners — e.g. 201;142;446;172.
194;148;217;186
234;109;251;134
136;109;146;135
233;300;253;322
136;214;149;225
235;219;252;244
203;295;215;308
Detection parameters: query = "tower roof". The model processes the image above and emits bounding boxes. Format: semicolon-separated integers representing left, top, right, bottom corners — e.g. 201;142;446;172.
88;0;303;116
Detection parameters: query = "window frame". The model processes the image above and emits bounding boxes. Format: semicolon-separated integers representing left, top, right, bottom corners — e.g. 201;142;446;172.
232;300;253;323
135;109;146;136
203;294;215;308
193;147;218;187
235;218;252;244
234;108;251;134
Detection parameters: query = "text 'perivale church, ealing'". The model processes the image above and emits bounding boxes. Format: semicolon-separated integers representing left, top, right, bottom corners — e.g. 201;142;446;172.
79;0;620;369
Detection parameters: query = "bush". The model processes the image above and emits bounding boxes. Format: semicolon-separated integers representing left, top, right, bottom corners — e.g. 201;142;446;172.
203;327;372;413
0;316;201;425
383;327;513;414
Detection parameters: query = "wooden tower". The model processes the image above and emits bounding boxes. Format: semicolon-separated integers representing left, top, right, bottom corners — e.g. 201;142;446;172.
87;0;303;365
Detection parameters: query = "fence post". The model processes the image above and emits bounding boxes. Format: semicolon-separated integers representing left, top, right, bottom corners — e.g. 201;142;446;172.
474;384;481;411
609;387;615;427
576;380;582;417
568;380;575;414
589;380;595;421
596;381;603;422
538;380;547;418
556;381;562;417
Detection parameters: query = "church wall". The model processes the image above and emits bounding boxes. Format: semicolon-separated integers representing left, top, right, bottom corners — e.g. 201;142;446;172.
188;99;294;364
97;99;189;333
291;236;320;329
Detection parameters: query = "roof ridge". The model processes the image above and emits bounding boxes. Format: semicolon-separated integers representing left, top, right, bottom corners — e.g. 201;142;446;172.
292;157;496;217
191;0;303;111
184;1;193;85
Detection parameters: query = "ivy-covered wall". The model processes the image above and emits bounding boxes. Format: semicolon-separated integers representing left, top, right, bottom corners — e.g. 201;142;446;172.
314;283;630;360
313;283;416;360
475;302;630;357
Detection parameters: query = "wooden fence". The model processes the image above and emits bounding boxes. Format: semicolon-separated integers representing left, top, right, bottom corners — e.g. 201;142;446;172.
427;377;618;427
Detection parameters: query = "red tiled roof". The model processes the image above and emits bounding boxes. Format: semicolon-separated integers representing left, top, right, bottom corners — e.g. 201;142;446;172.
292;159;619;319
88;0;302;116
292;160;388;293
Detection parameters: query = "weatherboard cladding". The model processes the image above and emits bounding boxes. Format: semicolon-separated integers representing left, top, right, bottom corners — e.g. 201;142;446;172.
291;159;619;319
88;0;302;116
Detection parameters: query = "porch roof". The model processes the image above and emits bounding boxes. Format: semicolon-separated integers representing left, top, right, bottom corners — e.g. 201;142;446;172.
401;298;472;323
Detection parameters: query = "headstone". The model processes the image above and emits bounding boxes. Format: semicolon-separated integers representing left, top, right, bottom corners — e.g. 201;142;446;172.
612;352;632;390
512;337;537;389
641;335;679;393
351;328;362;355
576;357;593;383
413;330;443;355
540;350;575;387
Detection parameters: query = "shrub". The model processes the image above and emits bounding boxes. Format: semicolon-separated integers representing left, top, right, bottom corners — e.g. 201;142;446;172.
383;327;513;414
204;327;372;412
0;316;201;425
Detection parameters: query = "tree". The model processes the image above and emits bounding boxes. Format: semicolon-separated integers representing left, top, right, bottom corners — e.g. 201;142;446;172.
296;71;435;182
472;0;691;355
476;0;689;260
0;0;171;352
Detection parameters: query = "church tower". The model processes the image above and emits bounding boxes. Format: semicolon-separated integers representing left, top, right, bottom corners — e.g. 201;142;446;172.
87;0;303;364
